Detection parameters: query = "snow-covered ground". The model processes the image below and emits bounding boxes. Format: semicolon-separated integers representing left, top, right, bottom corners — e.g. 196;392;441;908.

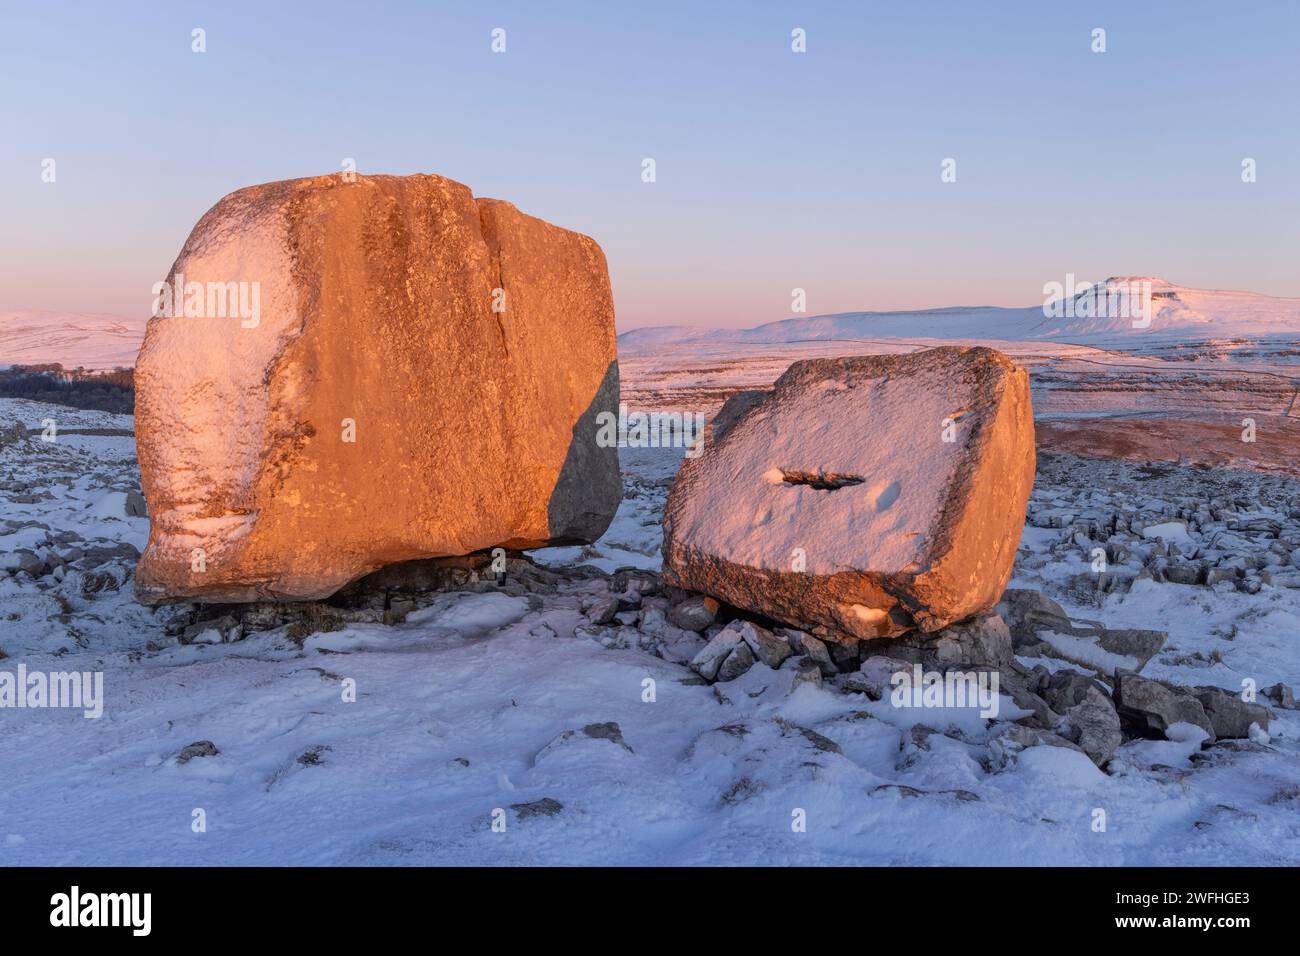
1;394;1297;866
0;311;147;371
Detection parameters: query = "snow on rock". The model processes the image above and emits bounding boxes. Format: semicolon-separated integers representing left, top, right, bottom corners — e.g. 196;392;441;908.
662;346;1035;641
1141;520;1193;546
134;173;620;605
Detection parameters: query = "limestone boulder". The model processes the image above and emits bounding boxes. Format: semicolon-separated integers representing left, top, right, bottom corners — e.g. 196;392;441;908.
135;173;619;603
661;347;1035;641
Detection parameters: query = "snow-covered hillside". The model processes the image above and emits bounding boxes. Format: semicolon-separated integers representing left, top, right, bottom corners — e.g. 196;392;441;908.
619;278;1300;353
0;310;147;370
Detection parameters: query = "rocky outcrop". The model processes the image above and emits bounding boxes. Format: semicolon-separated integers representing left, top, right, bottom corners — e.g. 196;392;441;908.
135;173;619;604
1024;453;1300;602
662;347;1035;643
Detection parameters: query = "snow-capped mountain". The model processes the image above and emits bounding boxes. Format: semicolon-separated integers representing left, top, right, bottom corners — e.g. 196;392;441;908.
619;278;1300;353
0;310;148;370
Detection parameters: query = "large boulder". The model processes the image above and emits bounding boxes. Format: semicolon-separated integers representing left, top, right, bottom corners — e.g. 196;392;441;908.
135;173;619;604
662;347;1035;642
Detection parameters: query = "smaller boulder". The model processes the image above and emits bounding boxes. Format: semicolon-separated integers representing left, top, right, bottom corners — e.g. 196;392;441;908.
1263;683;1296;710
1114;672;1214;742
1190;687;1272;739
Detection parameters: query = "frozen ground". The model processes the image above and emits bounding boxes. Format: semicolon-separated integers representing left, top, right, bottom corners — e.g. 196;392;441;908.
0;311;147;371
0;394;1297;866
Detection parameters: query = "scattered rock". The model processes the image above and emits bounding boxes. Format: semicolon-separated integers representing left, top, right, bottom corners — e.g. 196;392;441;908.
584;595;619;625
1205;567;1239;587
782;629;837;677
534;722;633;765
775;718;842;754
511;798;563;819
176;740;219;764
0;422;28;447
872;783;924;798
788;657;823;692
182;614;243;645
987;723;1086;771
1059;684;1123;766
735;620;791;669
715;640;756;682
1114;672;1214;742
657;629;707;665
611;568;661;598
1260;569;1300;589
849;655;912;701
997;588;1072;650
578;721;633;752
666;593;719;632
825;638;861;672
690;625;744;681
12;549;46;577
1037;668;1099;713
998;671;1061;731
1263;683;1296;709
78;542;141;568
1189;686;1272;739
296;744;330;766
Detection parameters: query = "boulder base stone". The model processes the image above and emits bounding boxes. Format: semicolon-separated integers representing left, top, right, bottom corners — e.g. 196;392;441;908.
662;347;1035;641
135;173;619;604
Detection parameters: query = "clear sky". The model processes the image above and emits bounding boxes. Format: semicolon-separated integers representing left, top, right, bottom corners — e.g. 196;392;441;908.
2;0;1297;329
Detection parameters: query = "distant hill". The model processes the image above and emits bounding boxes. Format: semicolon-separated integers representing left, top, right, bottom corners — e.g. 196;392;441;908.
0;310;147;370
619;278;1300;354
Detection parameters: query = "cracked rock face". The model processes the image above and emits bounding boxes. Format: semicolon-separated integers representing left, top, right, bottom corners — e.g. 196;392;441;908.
661;347;1035;642
135;173;620;604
